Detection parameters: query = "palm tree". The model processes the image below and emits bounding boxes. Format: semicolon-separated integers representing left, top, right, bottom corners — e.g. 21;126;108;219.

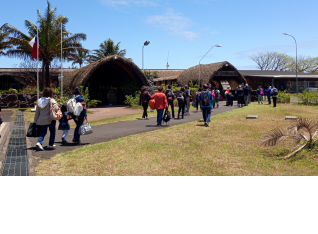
3;1;87;87
88;38;126;63
0;24;11;56
67;49;89;68
261;118;318;159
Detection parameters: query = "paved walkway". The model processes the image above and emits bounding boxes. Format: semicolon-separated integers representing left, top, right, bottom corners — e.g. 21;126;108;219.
28;102;238;161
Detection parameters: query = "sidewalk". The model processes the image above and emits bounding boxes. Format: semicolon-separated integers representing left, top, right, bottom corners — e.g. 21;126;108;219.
27;102;238;161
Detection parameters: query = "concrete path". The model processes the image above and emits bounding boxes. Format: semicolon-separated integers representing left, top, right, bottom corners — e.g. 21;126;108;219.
69;106;143;125
28;102;238;161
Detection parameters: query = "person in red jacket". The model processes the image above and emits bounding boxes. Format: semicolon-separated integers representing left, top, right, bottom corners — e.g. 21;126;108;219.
151;86;168;126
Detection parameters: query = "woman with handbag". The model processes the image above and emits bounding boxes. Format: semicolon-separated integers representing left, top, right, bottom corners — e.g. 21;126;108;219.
71;87;87;144
34;88;59;151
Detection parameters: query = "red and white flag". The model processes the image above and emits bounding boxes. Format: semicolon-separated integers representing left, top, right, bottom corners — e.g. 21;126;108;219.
29;36;38;59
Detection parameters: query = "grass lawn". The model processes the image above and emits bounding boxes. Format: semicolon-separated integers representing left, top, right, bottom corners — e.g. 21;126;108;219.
36;103;318;176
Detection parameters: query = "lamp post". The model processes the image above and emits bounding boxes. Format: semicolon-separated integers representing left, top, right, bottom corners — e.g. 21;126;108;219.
142;41;150;73
198;44;221;87
283;33;298;93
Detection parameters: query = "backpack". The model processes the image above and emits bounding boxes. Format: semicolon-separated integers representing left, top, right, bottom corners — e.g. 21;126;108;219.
162;109;171;124
202;91;210;106
67;96;77;113
177;92;184;101
73;102;84;116
260;89;264;96
215;90;220;98
166;90;173;100
272;88;278;96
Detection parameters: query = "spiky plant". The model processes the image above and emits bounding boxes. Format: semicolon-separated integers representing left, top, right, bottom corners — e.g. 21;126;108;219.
261;118;318;159
67;49;89;68
88;38;126;63
3;1;87;87
0;24;11;56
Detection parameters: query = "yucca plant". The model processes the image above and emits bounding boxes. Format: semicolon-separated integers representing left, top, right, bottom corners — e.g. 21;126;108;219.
88;38;126;63
3;1;87;87
261;118;318;159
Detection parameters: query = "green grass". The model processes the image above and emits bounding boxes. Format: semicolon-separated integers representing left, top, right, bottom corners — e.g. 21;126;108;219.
36;102;318;176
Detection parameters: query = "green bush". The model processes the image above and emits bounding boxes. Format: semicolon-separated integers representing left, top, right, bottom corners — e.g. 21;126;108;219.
8;88;18;94
80;85;102;108
19;85;37;95
297;90;318;105
0;90;8;94
277;91;291;103
124;91;140;107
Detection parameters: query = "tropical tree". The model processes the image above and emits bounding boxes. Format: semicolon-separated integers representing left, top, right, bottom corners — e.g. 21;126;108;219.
261;118;318;159
67;49;89;68
0;24;11;56
88;38;126;63
3;1;87;87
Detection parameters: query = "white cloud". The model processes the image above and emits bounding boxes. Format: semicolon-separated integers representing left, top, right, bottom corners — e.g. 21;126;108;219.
147;9;199;41
210;30;219;34
100;0;157;7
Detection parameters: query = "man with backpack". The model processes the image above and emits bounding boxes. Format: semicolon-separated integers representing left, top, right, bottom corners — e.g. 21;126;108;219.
198;84;213;127
165;85;176;119
243;84;250;106
235;85;244;108
177;87;187;119
271;86;278;107
184;85;191;116
266;85;272;105
213;87;220;108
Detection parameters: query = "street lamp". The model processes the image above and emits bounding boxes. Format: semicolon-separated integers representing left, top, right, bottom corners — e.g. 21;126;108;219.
198;44;221;87
142;41;150;73
283;33;298;93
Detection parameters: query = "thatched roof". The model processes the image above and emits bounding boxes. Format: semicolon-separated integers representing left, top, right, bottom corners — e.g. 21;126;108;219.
154;76;178;82
177;61;246;85
63;55;149;88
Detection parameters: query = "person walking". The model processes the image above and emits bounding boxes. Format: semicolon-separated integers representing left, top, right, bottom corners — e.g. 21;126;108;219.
71;87;88;144
198;84;213;127
184;85;191;116
266;85;272;105
235;85;244;108
243;84;250;106
139;86;151;119
271;86;278;107
151;86;168;126
34;88;59;150
257;86;264;104
213;87;220;108
165;85;176;119
58;104;71;144
177;87;186;119
195;88;202;111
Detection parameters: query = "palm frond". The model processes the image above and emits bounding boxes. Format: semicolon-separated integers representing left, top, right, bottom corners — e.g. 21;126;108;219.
261;127;288;147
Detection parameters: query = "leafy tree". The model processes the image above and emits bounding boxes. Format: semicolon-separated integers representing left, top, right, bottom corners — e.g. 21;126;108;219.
0;24;11;56
250;52;292;71
88;38;126;63
144;70;159;79
3;1;87;87
67;49;89;68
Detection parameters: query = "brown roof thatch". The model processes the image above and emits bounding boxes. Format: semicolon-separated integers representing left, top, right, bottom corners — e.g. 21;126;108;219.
176;61;246;85
63;55;149;88
154;76;178;82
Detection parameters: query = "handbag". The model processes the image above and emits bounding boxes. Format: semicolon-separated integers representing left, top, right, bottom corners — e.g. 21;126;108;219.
50;98;63;120
27;122;41;137
149;94;156;110
79;120;93;135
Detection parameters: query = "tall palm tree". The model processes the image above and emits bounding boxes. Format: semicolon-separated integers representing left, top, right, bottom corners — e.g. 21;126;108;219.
261;118;318;159
67;49;89;68
89;38;126;63
0;24;11;56
3;1;87;87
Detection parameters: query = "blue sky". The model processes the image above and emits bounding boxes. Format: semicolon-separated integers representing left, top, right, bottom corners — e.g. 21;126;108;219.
1;0;318;70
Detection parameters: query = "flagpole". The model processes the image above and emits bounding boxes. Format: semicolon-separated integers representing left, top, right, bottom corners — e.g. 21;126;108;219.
61;23;63;98
37;23;39;103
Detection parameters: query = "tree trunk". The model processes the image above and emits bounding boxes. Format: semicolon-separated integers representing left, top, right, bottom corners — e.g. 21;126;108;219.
45;61;50;87
40;62;45;90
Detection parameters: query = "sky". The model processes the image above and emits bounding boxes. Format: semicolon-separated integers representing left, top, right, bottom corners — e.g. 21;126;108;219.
1;0;318;70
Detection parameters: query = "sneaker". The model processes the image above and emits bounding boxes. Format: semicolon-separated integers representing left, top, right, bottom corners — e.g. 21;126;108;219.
48;145;56;149
145;117;149;120
61;138;67;144
206;122;210;127
36;142;44;151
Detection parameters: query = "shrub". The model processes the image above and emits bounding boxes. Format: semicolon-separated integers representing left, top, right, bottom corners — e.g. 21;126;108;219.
8;88;18;94
277;91;291;103
0;90;8;94
124;91;140;107
19;85;37;95
297;90;318;105
80;85;101;108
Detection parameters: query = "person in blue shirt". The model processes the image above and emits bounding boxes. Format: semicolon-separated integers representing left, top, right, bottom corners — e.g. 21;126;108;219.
71;87;88;144
266;86;272;105
198;84;213;127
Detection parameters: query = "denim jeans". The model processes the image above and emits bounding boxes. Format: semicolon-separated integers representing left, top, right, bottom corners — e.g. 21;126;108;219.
157;109;164;125
202;107;211;123
167;100;175;118
244;95;249;106
72;113;84;142
267;95;271;104
37;120;56;146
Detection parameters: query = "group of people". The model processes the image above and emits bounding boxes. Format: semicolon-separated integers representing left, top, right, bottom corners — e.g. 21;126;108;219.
235;83;252;108
256;85;279;107
34;87;87;151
